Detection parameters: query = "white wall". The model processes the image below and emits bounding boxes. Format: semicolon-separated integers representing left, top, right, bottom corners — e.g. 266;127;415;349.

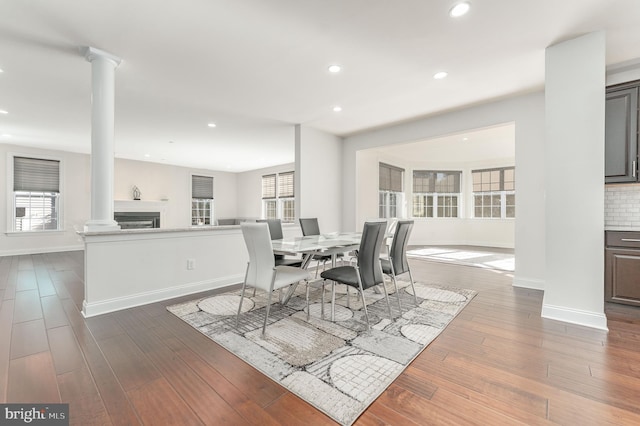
343;92;546;290
355;144;515;247
296;125;343;232
0;144;241;255
543;32;607;330
0;144;89;255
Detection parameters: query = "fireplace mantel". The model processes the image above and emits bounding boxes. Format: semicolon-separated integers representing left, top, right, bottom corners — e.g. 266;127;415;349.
115;200;167;211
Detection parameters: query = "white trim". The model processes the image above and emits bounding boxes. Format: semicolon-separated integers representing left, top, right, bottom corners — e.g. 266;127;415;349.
82;274;244;318
513;276;544;290
541;303;608;331
0;245;84;257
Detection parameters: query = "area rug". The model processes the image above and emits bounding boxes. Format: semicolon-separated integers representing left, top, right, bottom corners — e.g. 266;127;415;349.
407;247;515;272
167;280;476;425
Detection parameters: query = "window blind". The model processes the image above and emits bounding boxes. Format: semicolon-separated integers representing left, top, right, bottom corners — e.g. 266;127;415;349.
471;167;515;192
413;170;460;193
192;175;214;199
262;174;277;199
278;171;294;198
14;157;60;192
379;163;404;192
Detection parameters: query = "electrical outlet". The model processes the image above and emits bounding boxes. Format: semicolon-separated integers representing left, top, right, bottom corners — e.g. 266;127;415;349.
187;259;195;270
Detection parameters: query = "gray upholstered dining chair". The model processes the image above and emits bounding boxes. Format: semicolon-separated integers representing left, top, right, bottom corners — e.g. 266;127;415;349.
381;220;418;314
237;222;310;335
256;219;303;268
299;217;344;276
320;221;391;331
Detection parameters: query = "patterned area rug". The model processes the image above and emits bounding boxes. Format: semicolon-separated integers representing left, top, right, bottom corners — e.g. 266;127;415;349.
167;280;476;425
407;247;515;271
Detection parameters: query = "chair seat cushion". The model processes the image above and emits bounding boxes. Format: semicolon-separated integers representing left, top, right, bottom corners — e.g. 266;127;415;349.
273;266;310;290
320;266;359;287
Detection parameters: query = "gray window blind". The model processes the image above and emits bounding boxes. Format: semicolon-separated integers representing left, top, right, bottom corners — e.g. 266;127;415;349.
192;175;214;199
413;170;460;193
14;157;60;192
262;174;277;199
472;167;515;192
278;171;294;198
379;163;404;192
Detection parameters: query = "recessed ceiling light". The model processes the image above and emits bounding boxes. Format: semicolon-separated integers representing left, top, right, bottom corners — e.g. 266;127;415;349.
433;71;448;79
144;154;151;158
0;110;8;114
2;134;11;138
328;64;341;73
207;123;216;128
462;137;469;141
333;106;342;112
449;2;470;17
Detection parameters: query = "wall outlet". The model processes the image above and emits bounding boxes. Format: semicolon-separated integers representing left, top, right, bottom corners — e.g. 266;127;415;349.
187;259;196;270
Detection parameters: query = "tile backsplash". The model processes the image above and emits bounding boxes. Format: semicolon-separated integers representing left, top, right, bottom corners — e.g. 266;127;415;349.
605;184;640;227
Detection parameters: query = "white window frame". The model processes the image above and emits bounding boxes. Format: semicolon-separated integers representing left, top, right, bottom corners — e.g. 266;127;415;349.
7;152;64;234
190;174;214;226
412;170;461;218
472;167;515;219
262;171;296;223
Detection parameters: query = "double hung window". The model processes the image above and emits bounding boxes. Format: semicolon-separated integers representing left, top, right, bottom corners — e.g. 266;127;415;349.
472;167;515;218
192;175;214;225
262;171;295;223
412;171;461;218
12;156;61;232
379;163;404;218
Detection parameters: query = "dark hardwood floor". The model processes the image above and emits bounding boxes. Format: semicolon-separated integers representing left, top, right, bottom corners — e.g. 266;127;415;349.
2;250;640;425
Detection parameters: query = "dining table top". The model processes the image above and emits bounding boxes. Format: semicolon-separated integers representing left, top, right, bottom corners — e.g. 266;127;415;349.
271;232;363;254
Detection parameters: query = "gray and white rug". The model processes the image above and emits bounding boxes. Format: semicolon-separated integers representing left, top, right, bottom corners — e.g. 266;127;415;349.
167;279;476;425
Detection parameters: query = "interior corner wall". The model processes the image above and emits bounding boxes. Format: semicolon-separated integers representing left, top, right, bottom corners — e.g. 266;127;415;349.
295;125;343;232
342;92;546;291
543;32;607;330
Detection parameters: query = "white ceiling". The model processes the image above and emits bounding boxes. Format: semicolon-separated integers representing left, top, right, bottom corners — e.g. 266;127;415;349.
0;0;639;172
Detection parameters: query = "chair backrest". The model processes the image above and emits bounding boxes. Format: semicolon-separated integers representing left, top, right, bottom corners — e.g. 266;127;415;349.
299;218;321;236
390;220;414;275
241;222;276;291
256;219;283;240
357;221;386;289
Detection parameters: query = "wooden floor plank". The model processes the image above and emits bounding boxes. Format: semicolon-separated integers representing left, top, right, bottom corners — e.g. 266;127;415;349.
3;250;640;426
7;352;60;403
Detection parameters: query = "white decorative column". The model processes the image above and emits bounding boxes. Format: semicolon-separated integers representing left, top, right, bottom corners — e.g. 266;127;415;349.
83;47;121;232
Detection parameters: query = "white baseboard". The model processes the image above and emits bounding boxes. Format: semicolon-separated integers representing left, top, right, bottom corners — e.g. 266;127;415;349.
541;303;608;331
513;276;545;290
0;244;84;256
82;274;244;318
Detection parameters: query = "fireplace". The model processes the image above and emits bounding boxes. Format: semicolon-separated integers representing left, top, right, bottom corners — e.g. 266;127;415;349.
114;211;160;229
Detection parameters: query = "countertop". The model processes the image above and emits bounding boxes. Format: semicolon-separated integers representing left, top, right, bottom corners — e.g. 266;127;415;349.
605;227;640;232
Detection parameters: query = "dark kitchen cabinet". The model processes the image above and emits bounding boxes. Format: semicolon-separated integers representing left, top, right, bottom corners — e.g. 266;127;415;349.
605;231;640;306
605;85;639;183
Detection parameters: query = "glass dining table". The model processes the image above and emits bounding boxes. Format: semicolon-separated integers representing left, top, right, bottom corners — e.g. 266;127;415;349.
271;232;362;303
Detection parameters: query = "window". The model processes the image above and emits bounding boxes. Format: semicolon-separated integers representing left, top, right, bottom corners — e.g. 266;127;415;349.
262;171;295;223
412;171;461;218
472;167;515;218
12;156;61;232
379;163;404;218
192;175;214;225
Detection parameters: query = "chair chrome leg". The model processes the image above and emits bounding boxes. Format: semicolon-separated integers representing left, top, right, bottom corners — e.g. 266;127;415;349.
408;267;418;305
346;286;350;309
305;280;310;321
380;278;392;320
331;281;336;321
321;280;326;320
262;289;273;336
356;274;371;331
389;259;402;314
236;263;250;328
